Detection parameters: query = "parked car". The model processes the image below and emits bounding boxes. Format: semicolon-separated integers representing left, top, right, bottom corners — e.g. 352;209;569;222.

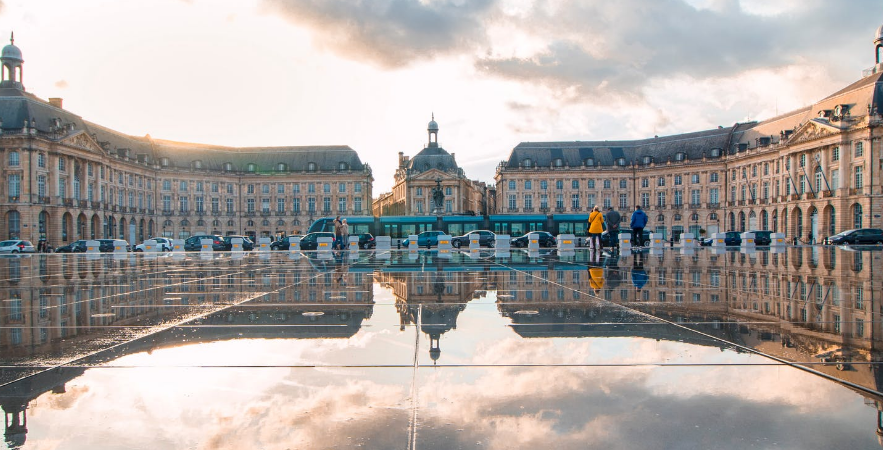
298;232;335;251
829;228;883;245
402;230;446;248
134;237;172;252
747;230;773;246
510;231;555;248
97;239;130;252
601;229;650;247
183;234;226;251
55;240;88;253
357;233;376;249
270;235;303;250
223;235;255;251
452;230;496;248
701;231;742;247
0;240;35;253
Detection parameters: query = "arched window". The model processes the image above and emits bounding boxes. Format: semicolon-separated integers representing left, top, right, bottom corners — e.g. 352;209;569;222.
161;157;170;167
828;207;836;235
674;152;685;162
739;211;745;232
227;220;234;227
854;203;863;228
691;213;699;221
196;219;205;227
796;208;803;238
276;219;285;227
307;162;317;172
193;160;203;170
673;214;682;221
553;158;563;167
247;220;254;227
277;163;287;172
772;210;778;233
224;162;233;171
761;210;768;230
338;162;348;171
584;158;593;167
261;219;270;226
181;219;190;227
657;214;665;222
616;158;626;166
709;212;718;221
728;212;735;230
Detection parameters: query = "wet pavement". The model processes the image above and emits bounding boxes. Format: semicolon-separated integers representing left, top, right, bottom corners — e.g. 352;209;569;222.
0;246;882;449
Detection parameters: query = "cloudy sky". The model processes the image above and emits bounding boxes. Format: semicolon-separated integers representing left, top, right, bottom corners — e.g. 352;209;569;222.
0;0;880;192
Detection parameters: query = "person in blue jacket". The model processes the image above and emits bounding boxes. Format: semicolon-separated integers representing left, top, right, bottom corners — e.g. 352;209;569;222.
630;205;649;247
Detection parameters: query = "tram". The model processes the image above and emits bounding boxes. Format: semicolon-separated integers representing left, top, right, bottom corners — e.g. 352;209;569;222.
307;214;591;238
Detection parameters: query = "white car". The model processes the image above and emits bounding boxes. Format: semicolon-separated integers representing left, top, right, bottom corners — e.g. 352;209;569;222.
0;240;35;253
134;237;173;252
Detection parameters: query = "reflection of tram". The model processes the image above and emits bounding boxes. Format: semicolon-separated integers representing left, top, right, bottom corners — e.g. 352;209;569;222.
308;214;593;238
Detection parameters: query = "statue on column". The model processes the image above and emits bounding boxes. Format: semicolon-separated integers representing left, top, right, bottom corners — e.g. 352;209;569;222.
431;178;444;215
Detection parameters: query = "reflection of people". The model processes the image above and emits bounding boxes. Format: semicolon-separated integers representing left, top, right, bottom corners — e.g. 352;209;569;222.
588;205;604;250
631;252;647;291
630;205;648;247
589;266;604;291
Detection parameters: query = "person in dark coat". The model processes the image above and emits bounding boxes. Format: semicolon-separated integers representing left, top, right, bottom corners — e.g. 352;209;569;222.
605;207;621;250
630;206;648;247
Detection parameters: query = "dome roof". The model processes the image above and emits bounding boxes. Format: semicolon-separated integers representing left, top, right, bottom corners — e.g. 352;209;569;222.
876;24;883;43
428;119;439;132
1;33;22;63
407;146;459;174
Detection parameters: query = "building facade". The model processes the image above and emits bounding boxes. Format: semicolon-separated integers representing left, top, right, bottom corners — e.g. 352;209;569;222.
373;117;488;216
495;26;883;241
0;38;372;245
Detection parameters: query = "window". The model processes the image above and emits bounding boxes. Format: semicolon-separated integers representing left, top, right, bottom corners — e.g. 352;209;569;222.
308;198;316;212
691;189;700;205
855;166;863;189
641;178;649;188
8;151;18;166
323;197;331;212
8;174;20;198
657;191;666;207
710;172;718;183
556;180;563;190
524;194;533;210
572;180;579;189
619;179;627;189
799;154;806;167
855;141;863;157
619;194;627;209
262;184;270;195
674;175;682;185
323;183;330;193
445;187;451;195
262;198;271;213
540;194;548;209
211;198;219;213
163;195;171;211
556;194;564;209
641;193;650;208
831;169;839;190
196;181;204;192
180;181;188;192
587;179;595;189
508;180;516;190
832;147;840;161
195;196;204;213
763;163;769;176
616;158;626;166
277;198;285;213
523;158;532;168
658;177;665;187
338;183;346;193
524;180;532;190
603;179;611;189
416;187;424;196
227;184;233;194
540;180;548;190
179;196;189;212
673;190;682;205
58;158;65;171
338;197;346;212
691;174;699;184
292;198;301;212
854;204;863;228
38;153;46;168
571;194;580;210
752;166;757;177
37;175;46;198
553;158;563;167
226;198;234;213
247;198;255;212
603;197;611;209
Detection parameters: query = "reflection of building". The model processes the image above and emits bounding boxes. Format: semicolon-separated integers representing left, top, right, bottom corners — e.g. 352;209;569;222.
0;37;372;244
496;25;883;241
373;117;488;216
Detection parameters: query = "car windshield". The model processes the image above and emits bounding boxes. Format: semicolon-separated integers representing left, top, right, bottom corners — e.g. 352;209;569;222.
0;241;16;246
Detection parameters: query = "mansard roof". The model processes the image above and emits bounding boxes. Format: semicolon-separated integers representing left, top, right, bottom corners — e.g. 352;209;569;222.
407;145;460;174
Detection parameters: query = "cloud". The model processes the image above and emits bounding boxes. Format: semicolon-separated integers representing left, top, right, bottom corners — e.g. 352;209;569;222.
263;0;497;68
54;80;68;89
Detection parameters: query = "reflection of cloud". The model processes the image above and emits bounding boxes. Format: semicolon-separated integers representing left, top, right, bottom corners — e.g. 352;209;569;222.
35;385;90;411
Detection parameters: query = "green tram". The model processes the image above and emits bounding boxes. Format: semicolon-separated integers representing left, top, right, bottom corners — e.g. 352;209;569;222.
307;214;590;239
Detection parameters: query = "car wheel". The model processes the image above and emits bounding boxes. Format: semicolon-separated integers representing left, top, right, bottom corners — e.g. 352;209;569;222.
489;241;494;248
453;240;461;248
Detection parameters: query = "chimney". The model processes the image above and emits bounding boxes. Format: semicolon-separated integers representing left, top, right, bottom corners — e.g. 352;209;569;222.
49;98;63;109
398;152;404;167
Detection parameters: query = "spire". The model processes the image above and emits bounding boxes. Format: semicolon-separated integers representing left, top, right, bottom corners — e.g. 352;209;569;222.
10;31;13;45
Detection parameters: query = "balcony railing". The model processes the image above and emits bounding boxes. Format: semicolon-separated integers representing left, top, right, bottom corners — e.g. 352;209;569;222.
161;210;174;216
79;200;88;208
260;210;271;216
92;201;101;209
672;204;683;210
7;196;18;203
244;211;256;217
822;191;833;198
226;211;236;216
275;211;286;216
689;203;701;209
655;205;666;210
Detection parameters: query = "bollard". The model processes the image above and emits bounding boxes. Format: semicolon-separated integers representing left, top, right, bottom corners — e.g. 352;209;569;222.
86;240;100;254
527;233;540;251
557;234;576;251
681;233;696;248
494;234;510;250
113;239;128;253
171;239;185;252
740;232;756;249
468;233;481;251
143;239;158;253
771;233;785;247
649;233;664;249
258;237;271;252
231;237;243;252
618;233;631;251
348;236;360;251
289;236;301;253
200;238;214;253
437;235;452;256
317;236;333;254
711;232;725;247
375;236;391;251
407;235;418;249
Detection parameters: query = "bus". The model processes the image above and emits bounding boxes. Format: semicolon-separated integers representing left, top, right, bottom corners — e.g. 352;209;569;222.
307;214;595;239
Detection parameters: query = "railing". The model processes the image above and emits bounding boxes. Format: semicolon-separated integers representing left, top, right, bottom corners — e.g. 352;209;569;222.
689;203;701;209
707;203;720;210
275;211;286;216
822;191;833;198
244;211;256;217
655;205;666;210
63;198;74;207
748;199;756;205
161;210;174;216
211;210;220;216
7;196;18;203
672;204;683;210
92;201;101;209
260;211;271;217
79;200;88;208
226;211;236;216
789;194;800;201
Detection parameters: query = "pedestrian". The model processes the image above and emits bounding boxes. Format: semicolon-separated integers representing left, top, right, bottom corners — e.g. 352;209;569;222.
341;219;349;250
630;205;648;247
605;207;621;251
588;205;604;250
333;216;343;250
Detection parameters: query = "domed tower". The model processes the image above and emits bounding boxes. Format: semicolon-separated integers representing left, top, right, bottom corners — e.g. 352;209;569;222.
1;32;24;90
428;113;439;147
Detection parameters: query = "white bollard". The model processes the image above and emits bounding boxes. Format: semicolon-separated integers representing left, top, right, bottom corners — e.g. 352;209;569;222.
230;237;243;252
113;240;128;253
437;235;453;256
528;232;540;251
649;233;664;249
407;235;418;249
86;240;100;254
681;233;696;248
741;232;756;248
171;239;185;252
468;233;481;251
618;233;631;250
200;238;214;253
289;236;301;253
144;239;158;253
317;236;333;254
711;232;726;247
348;236;360;251
375;236;391;250
771;233;786;247
258;237;271;252
494;234;510;250
557;234;576;251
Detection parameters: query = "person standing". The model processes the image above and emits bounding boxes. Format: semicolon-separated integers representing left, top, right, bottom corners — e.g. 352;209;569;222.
588;205;604;250
333;216;343;250
630;205;648;247
341;219;350;250
605;207;622;251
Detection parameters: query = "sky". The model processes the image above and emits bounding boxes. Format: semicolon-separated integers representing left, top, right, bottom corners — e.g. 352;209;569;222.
0;0;880;194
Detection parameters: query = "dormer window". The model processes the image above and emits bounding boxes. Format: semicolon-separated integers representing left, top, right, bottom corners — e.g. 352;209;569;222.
307;162;317;172
553;158;563;167
709;148;721;158
642;156;653;165
193;160;203;170
277;163;287;172
616;158;626;166
338;162;349;171
522;158;532;168
247;163;257;172
161;157;170;167
674;152;686;161
224;162;233;171
584;158;594;167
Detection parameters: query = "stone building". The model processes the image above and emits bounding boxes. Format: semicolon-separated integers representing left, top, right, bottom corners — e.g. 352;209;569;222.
373;116;488;216
0;37;372;245
496;25;883;241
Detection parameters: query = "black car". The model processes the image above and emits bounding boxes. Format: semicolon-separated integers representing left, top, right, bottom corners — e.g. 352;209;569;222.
183;234;226;251
298;232;335;251
357;233;376;249
270;235;303;250
452;230;496;248
747;230;772;246
701;231;742;247
223;235;255;251
829;228;883;245
56;240;87;253
97;239;130;252
510;231;555;248
601;229;650;247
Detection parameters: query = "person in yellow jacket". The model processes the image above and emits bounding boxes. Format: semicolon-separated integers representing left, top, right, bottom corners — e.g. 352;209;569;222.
588;205;604;250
